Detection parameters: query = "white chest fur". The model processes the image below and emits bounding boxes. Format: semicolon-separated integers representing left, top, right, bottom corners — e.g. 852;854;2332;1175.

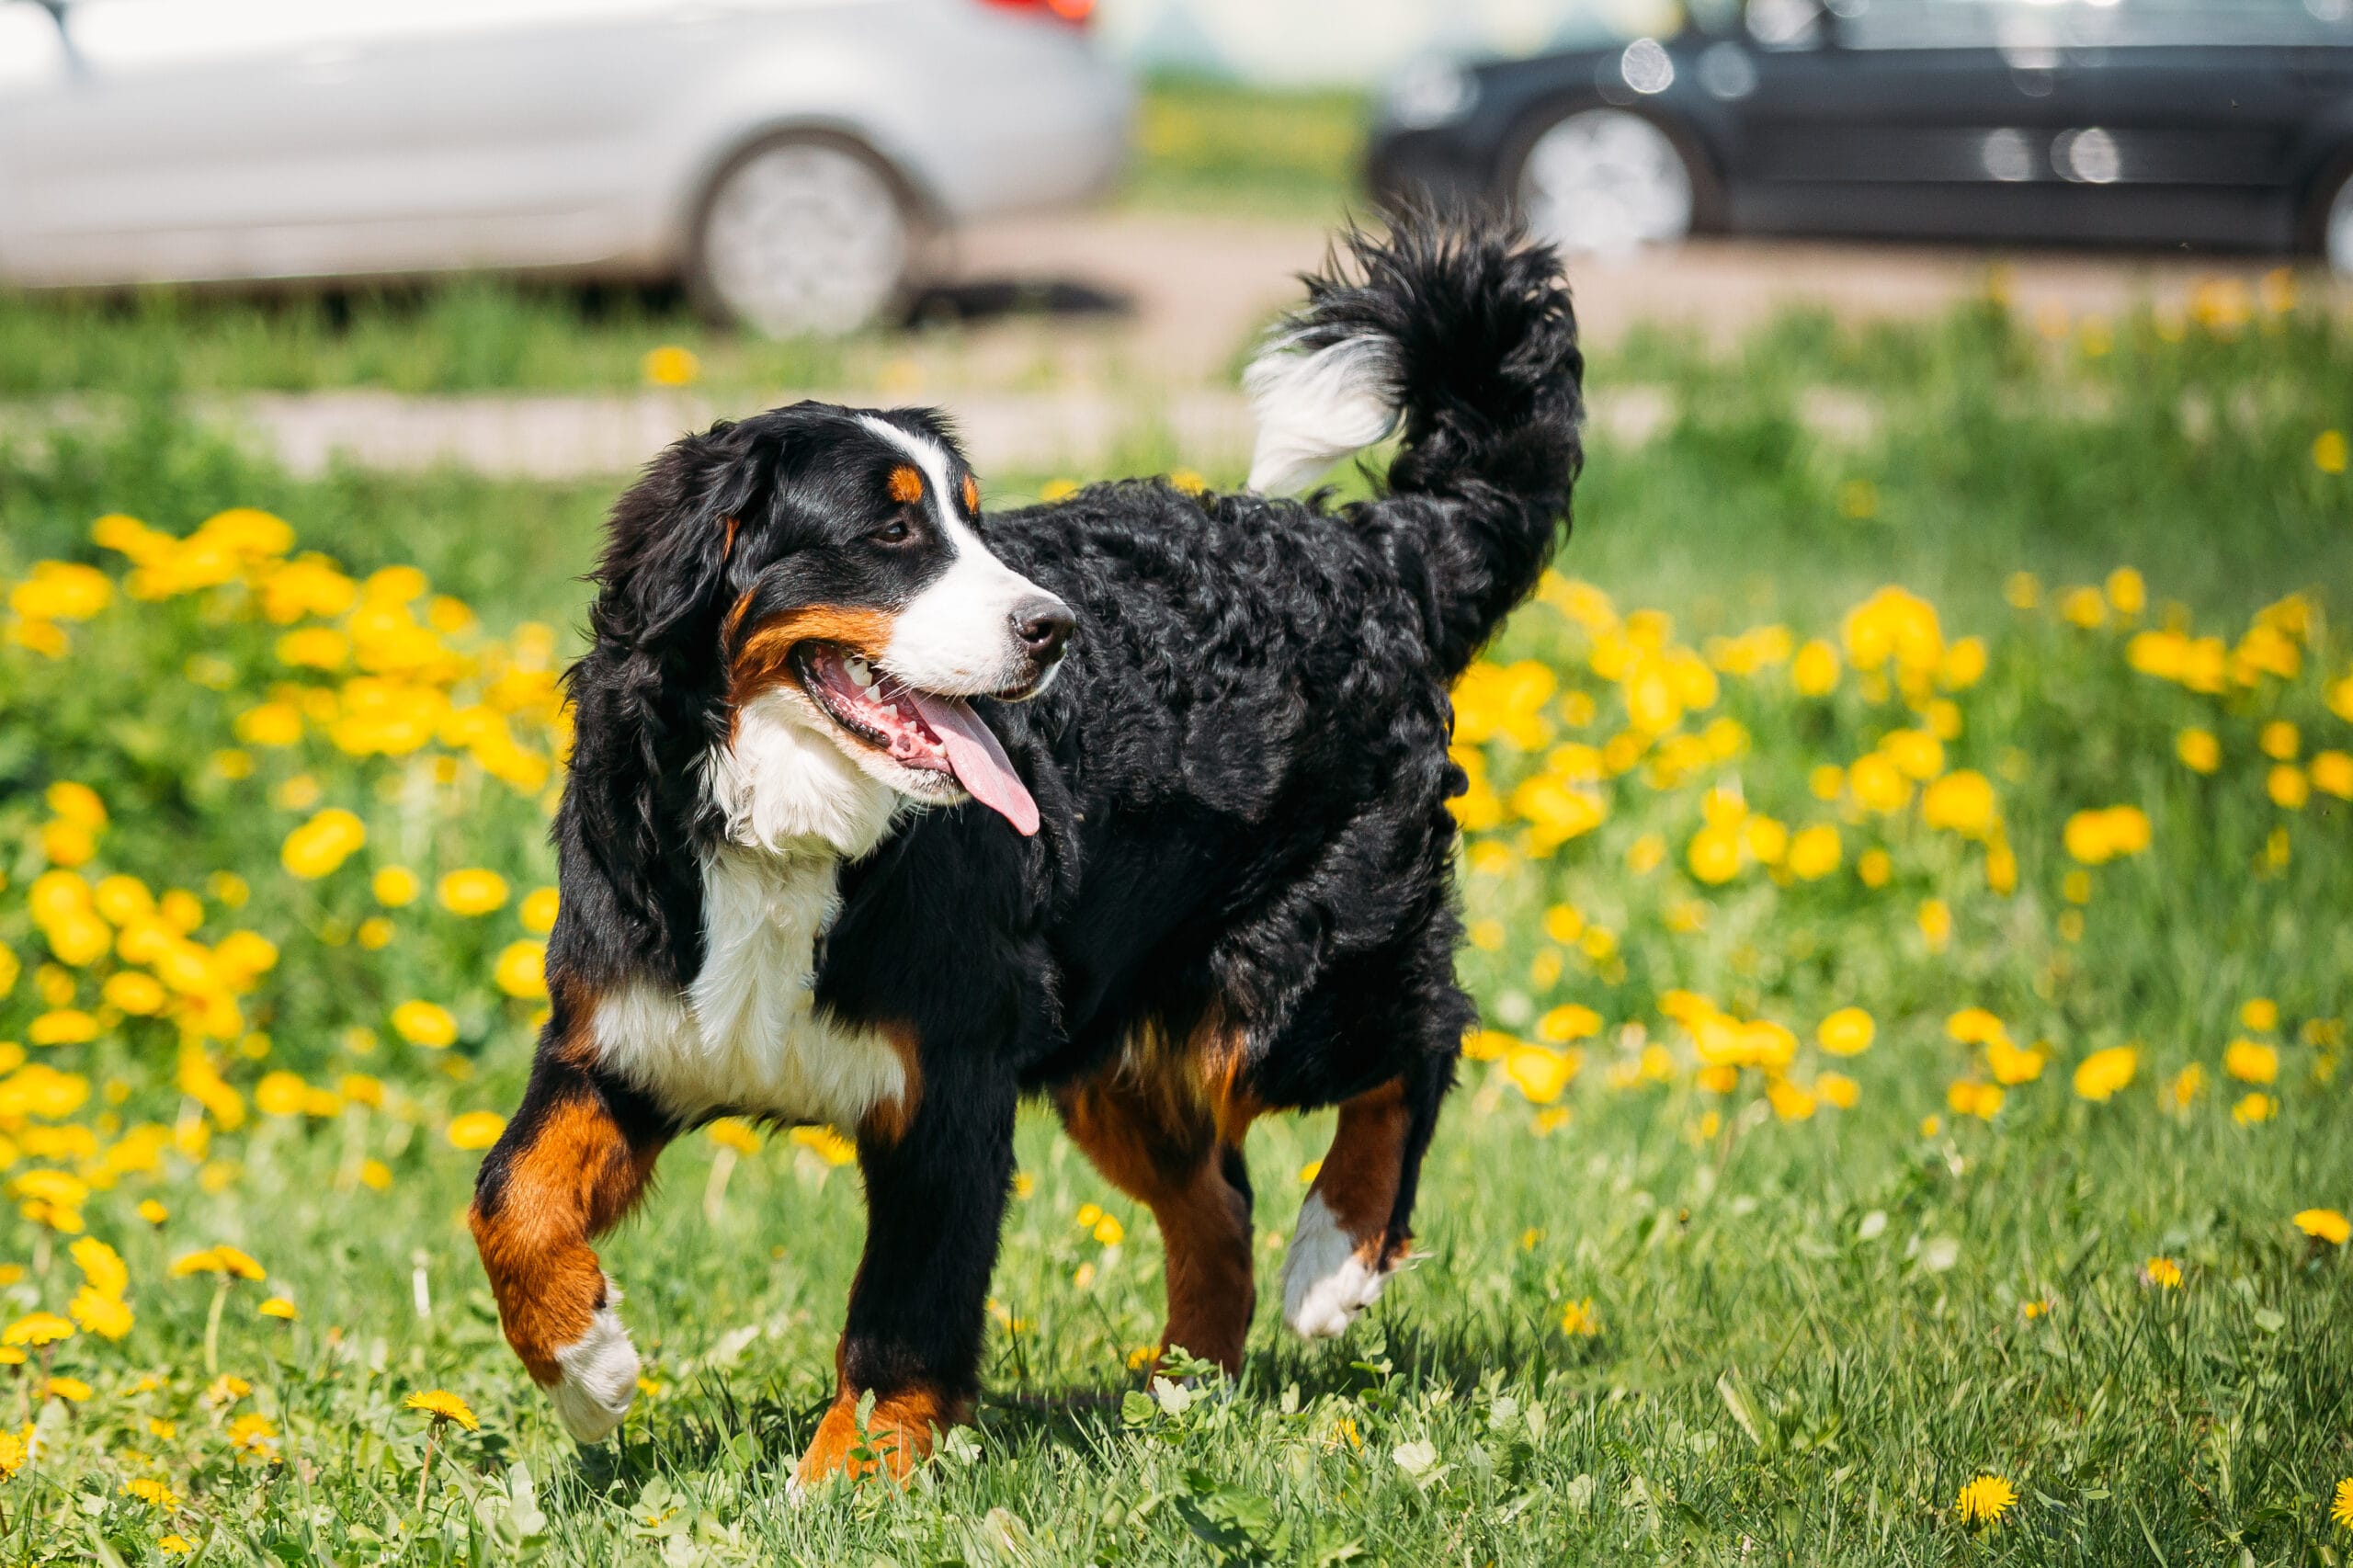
587;697;909;1130
592;847;907;1128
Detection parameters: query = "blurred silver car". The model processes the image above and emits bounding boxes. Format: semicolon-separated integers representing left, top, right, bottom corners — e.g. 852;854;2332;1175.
0;0;1129;333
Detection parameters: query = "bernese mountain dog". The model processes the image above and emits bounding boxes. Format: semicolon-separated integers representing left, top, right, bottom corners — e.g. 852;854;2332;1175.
468;210;1585;1485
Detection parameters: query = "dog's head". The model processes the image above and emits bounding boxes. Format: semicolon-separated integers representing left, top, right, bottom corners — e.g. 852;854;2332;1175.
583;403;1071;847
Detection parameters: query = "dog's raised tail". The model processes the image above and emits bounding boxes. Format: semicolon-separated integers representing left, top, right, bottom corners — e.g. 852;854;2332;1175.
1244;210;1583;675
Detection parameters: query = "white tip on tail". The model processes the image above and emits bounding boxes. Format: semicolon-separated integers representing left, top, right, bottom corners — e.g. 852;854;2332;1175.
1280;1191;1393;1338
1244;333;1401;494
549;1294;640;1444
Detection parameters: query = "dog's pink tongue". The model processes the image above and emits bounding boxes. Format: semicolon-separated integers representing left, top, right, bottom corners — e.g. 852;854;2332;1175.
905;692;1040;836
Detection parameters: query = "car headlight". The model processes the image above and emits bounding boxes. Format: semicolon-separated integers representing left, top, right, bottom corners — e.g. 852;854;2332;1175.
1385;57;1478;130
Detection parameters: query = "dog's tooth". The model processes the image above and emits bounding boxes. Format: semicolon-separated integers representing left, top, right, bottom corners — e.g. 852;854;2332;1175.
846;657;875;688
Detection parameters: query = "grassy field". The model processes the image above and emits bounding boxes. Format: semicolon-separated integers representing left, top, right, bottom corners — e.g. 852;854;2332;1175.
3;286;2353;1568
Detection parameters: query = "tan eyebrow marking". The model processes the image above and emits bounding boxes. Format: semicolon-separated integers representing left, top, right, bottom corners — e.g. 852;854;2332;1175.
720;515;740;567
887;465;924;505
961;473;979;514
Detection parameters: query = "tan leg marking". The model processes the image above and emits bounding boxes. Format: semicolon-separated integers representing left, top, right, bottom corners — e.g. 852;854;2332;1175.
795;1352;963;1488
468;1095;662;1386
1058;1017;1259;1373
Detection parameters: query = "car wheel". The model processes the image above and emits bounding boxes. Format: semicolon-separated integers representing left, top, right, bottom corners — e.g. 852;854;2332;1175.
688;134;915;336
2327;165;2353;277
1515;108;1701;256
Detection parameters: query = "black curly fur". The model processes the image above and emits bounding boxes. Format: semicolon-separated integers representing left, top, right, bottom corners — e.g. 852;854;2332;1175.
477;210;1584;1423
1272;211;1585;674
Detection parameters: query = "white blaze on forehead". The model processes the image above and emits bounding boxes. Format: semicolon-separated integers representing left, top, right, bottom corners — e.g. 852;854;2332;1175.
857;415;1050;698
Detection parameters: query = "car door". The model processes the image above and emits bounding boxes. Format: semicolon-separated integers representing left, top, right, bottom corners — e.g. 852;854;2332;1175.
2044;0;2350;250
1718;0;2099;242
0;0;685;287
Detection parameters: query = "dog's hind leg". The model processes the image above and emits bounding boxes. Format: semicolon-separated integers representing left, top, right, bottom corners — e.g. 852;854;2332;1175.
1281;1050;1451;1340
1056;1037;1258;1374
469;1044;670;1444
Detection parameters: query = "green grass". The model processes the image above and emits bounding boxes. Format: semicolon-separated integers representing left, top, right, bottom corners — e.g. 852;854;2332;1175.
1120;75;1366;219
1;303;2350;1563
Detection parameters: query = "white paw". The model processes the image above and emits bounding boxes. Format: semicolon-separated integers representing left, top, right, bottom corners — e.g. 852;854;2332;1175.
549;1295;639;1444
1281;1192;1392;1339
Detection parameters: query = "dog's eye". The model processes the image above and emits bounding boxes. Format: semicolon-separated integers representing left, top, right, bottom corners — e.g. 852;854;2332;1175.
870;517;915;546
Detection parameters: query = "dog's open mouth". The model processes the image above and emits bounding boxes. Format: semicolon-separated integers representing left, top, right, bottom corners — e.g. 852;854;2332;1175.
791;642;1040;836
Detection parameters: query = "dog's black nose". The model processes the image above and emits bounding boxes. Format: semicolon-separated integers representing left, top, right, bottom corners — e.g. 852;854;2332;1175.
1012;597;1075;662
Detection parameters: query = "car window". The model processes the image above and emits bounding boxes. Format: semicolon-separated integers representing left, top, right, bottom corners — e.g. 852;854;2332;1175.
1826;0;2353;50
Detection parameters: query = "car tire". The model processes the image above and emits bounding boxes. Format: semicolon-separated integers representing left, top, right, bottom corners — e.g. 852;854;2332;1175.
687;132;919;337
1511;106;1711;256
2319;161;2353;277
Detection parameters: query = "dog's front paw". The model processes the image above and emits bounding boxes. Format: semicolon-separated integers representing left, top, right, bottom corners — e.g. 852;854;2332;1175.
548;1298;640;1444
1280;1192;1393;1338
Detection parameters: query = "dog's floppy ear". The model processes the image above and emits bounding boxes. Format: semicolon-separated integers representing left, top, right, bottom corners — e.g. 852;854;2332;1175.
555;426;774;983
590;426;770;657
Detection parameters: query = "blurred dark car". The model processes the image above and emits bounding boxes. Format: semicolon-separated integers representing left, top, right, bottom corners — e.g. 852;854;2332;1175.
1368;0;2353;271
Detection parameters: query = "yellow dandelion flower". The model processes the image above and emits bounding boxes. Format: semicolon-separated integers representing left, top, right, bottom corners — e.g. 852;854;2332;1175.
1559;1297;1601;1337
1955;1473;2017;1526
707;1118;761;1154
2292;1209;2349;1245
493;940;548;1000
158;1534;195;1556
2313;750;2353;800
1946;1006;2003;1044
1;1312;74;1347
1505;1043;1578;1105
437;869;509;916
279;808;367;880
229;1412;279;1454
258;1296;298;1320
447;1111;506;1151
787;1125;857;1165
1785;822;1842;880
404;1389;480;1431
391;1000;459;1049
2073;1045;2139;1102
2233;1091;2278;1125
121;1477;179;1508
2143;1256;2183;1289
371;866;421;907
70;1287;132;1340
2223;1039;2279;1085
2332;1478;2353;1530
642;345;700;388
41;1375;91;1402
169;1245;265;1281
2176;728;2221;773
1093;1214;1126;1246
520;887;561;934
